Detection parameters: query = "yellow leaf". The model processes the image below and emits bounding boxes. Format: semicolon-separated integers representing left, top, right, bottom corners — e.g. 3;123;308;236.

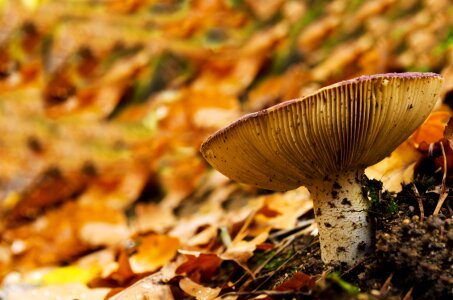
366;111;451;192
366;141;421;192
42;266;96;285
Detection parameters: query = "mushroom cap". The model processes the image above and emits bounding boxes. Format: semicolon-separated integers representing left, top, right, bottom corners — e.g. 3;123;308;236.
201;73;443;191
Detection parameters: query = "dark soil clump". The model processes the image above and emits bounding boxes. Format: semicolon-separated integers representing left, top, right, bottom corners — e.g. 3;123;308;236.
239;182;453;300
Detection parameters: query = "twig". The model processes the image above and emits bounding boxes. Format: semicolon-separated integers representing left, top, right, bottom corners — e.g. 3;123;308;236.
252;246;299;292
252;228;317;292
340;256;369;277
433;141;449;215
411;183;424;221
230;226;312;290
255;224;315;276
439;141;448;194
434;192;448;216
402;287;413;300
379;273;393;297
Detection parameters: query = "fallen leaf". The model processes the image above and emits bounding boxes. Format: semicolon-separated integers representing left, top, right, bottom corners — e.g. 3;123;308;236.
366;140;422;192
410;111;451;145
108;262;179;300
129;234;180;273
132;203;177;233
253;186;312;231
79;223;130;247
41;265;96;285
366;111;451;192
274;272;316;291
176;251;223;283
444;117;453;150
220;229;270;268
179;277;221;300
3;283;109;300
108;250;134;285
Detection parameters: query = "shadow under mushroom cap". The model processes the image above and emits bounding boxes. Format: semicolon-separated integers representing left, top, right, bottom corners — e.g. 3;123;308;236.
201;73;443;191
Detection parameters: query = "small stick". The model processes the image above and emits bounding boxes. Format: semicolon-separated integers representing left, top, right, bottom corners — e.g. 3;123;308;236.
411;183;424;221
439;141;447;194
379;273;393;296
433;193;448;216
402;287;413;300
432;141;449;215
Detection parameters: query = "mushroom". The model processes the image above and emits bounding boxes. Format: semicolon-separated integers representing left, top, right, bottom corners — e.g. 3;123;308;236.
200;73;443;265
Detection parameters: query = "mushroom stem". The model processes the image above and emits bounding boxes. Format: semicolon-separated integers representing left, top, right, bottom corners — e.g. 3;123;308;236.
309;169;372;265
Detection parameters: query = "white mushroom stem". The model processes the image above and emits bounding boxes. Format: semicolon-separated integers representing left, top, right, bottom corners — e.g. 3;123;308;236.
309;169;373;265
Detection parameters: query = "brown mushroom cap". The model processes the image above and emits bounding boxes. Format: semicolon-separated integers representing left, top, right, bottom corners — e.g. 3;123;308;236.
201;73;443;191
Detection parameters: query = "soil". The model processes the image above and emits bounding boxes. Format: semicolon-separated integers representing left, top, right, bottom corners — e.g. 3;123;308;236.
219;179;453;300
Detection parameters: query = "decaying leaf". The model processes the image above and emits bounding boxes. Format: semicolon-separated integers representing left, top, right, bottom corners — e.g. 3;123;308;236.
179;277;221;300
107;267;177;300
2;1;453;299
274;272;316;292
176;251;223;283
220;228;270;268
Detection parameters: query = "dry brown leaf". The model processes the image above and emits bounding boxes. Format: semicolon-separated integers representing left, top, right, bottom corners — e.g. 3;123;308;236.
106;250;135;285
132;203;177;233
220;229;270;267
253;186;312;231
274;272;316;291
108;263;178;300
4;167;91;223
169;211;222;244
79;223;129;247
186;225;218;247
176;251;223;283
179;277;221;300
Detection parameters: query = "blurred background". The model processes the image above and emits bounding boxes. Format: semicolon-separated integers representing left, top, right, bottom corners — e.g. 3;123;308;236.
0;0;452;295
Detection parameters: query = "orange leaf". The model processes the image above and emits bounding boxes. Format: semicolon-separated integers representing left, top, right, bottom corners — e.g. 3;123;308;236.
108;250;134;285
410;111;451;145
130;234;180;273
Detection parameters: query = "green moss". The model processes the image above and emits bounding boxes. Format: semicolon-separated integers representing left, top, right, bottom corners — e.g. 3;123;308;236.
327;272;360;295
249;247;295;273
362;176;398;215
413;173;437;193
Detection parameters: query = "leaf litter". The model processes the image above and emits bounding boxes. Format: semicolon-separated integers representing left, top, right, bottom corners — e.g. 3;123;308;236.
0;0;453;299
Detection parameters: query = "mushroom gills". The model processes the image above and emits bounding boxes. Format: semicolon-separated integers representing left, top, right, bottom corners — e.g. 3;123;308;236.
309;169;372;265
